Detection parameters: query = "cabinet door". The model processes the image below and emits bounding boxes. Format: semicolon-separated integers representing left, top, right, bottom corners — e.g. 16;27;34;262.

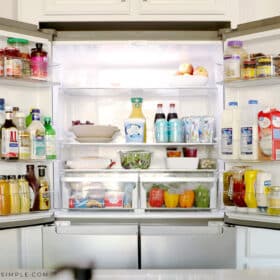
138;0;226;15
43;224;138;269
141;224;236;268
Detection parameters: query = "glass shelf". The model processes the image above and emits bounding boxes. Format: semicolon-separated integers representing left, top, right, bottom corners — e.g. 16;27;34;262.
62;86;218;97
62;142;217;147
0;76;60;88
63;168;217;173
221;76;280;88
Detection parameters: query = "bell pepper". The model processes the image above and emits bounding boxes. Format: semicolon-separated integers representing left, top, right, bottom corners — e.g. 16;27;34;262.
164;191;179;208
179;190;195;208
149;187;164;207
195;186;210;208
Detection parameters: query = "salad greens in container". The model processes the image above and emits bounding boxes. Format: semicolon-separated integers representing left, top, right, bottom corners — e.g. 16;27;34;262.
120;150;152;169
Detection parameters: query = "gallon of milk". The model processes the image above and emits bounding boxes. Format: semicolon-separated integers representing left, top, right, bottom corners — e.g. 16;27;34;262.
240;100;259;160
221;101;240;159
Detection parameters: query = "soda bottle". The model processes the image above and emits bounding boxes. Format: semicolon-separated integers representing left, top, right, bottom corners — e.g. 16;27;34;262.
167;103;178;121
44;116;56;160
154;104;168;143
1;107;19;160
167;104;183;143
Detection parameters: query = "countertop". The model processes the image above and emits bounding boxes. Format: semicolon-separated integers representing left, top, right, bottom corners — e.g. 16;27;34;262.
2;269;280;280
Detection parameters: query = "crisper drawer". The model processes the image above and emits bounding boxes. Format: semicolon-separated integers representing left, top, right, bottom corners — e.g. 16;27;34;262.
43;223;138;269
140;173;217;210
141;224;236;269
60;173;138;211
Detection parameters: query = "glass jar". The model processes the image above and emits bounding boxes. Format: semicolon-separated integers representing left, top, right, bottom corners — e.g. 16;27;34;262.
256;56;273;78
273;55;280;76
0;48;4;77
232;166;248;208
267;186;280;216
241;59;256;79
4;38;22;78
224;40;248;81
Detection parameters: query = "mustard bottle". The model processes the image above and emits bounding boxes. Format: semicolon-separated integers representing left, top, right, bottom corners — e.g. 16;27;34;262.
244;169;258;209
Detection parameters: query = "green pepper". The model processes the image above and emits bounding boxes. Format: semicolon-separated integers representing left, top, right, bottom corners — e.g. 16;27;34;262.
195;186;210;208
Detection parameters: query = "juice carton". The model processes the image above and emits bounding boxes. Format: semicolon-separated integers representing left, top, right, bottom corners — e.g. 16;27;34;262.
258;108;272;160
271;108;280;160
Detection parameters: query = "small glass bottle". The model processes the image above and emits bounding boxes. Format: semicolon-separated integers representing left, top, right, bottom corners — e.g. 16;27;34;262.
44;116;56;160
167;103;178;121
124;97;146;143
14;111;31;160
8;175;20;214
154;104;168;143
18;175;30;213
31;43;48;80
1;107;19;160
0;175;10;215
27;109;46;160
38;165;50;211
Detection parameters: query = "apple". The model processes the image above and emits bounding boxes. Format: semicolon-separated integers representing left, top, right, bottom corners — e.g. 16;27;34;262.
193;66;208;77
178;63;193;75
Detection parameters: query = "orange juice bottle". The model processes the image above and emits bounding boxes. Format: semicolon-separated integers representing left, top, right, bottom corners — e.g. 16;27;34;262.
0;175;10;215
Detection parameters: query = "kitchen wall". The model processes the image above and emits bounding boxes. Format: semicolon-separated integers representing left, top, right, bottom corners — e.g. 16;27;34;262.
0;0;280;26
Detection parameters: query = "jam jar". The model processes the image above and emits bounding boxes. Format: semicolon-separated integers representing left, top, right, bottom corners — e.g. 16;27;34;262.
241;59;256;79
232;166;248;208
256;56;273;78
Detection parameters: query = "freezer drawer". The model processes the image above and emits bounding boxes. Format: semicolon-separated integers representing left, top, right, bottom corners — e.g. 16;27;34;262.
140;224;236;269
42;223;138;269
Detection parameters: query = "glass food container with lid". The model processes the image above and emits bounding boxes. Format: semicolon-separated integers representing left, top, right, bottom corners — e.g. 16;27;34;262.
267;186;280;216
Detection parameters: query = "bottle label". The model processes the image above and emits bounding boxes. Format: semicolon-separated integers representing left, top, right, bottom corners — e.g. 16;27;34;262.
224;54;241;79
124;119;145;143
168;119;183;143
1;127;19;159
46;135;56;159
258;116;271;128
31;131;45;159
29;186;35;209
240;126;253;155
39;187;50;210
18;131;31;160
155;119;168;143
221;128;233;155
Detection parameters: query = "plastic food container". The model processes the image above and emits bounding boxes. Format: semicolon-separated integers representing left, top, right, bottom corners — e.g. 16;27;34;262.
267;186;280;216
120;150;152;169
165;157;199;169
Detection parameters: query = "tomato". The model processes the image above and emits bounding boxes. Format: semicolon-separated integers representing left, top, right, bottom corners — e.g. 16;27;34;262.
164;191;179;208
149;187;164;207
179;190;195;208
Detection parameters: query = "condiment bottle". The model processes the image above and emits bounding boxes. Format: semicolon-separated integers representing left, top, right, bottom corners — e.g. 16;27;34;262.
14;111;31;160
1;107;19;160
154;104;168;143
8;175;21;214
27;109;46;160
31;43;48;79
0;175;10;215
18;175;30;213
38;165;50;210
124;97;146;143
26;164;40;211
232;166;247;209
44;116;56;159
244;169;258;211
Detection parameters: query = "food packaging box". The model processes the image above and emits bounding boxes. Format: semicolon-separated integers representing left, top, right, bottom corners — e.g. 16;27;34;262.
165;157;199;169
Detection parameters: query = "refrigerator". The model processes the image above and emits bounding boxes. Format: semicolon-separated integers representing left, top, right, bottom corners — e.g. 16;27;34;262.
0;16;280;270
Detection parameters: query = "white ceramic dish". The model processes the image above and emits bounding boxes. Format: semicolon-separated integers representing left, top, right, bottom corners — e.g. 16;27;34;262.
75;137;113;143
165;157;199;169
71;125;119;138
170;75;208;87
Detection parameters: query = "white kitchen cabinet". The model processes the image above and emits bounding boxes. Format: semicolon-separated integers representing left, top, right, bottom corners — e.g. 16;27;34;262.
236;226;280;268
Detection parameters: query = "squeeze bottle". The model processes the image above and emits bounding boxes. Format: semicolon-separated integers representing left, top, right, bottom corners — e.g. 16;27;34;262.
240;100;259;160
221;101;240;159
244;169;258;210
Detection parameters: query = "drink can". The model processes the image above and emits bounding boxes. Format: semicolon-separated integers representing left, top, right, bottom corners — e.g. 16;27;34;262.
169;119;183;143
155;119;168;143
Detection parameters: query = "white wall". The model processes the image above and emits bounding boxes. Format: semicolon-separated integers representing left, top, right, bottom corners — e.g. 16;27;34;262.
0;0;17;20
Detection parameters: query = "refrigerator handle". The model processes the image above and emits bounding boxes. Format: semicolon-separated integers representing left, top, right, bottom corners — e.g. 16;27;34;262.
55;222;138;235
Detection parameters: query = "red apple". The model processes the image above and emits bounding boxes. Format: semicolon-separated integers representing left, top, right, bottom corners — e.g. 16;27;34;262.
178;63;193;75
193;66;208;77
